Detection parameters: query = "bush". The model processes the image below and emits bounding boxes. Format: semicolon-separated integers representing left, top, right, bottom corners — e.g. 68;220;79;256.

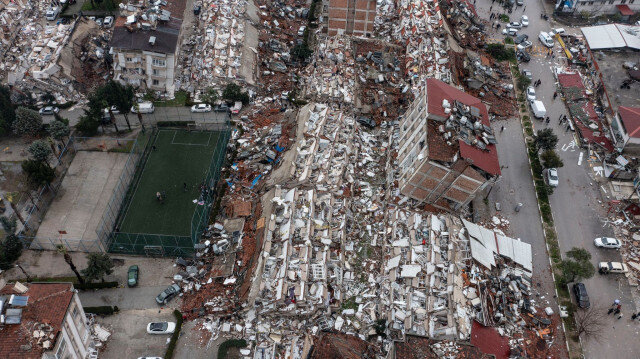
165;310;184;359
22;159;55;185
84;306;120;315
222;83;250;105
217;339;248;359
76;115;100;136
486;43;515;62
157;121;195;127
505;37;514;45
74;281;118;290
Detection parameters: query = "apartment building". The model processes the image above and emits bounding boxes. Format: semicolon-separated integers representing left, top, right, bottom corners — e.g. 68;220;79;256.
397;79;500;212
611;106;640;155
0;282;92;359
110;0;186;96
556;0;639;16
327;0;376;36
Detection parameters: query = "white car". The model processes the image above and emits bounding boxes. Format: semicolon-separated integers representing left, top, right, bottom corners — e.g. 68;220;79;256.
517;40;533;51
39;106;60;115
546;168;559;187
103;16;114;28
594;237;622;249
190;103;212;113
508;21;522;29
539;31;555;48
526;86;536;101
599;261;628;274
521;15;529;26
146;322;176;335
503;27;518;36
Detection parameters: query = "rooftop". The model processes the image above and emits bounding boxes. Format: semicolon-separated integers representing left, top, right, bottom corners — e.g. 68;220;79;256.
425;78;501;176
0;282;74;359
619;106;640;138
593;50;640;111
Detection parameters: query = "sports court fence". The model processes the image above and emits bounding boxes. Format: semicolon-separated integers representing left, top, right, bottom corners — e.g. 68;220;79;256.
20;136;142;252
102;121;231;257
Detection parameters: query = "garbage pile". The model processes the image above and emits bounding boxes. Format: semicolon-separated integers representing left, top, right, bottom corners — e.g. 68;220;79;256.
177;0;249;90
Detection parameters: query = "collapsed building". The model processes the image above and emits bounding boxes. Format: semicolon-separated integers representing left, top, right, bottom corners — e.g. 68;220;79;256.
397;78;500;212
326;0;377;37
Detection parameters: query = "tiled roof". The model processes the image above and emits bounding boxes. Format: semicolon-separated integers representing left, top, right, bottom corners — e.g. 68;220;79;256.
557;73;584;89
0;283;74;359
470;321;510;359
425;79;500;176
619;106;640;138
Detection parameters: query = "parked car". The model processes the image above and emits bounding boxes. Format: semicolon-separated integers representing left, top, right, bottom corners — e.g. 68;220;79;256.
155;283;180;305
95;18;103;27
594;237;622;249
508;21;522;29
516;50;530;62
39;106;60;115
573;283;590;308
521;15;529;26
146;322;176;335
298;25;306;36
102;106;120;116
45;6;60;21
517;40;533;51
103;16;114;28
546;168;559;187
131;102;155;114
552;27;565;35
516;0;524;5
599;261;628;274
190;103;212;113
514;34;528;44
193;4;201;15
214;103;229;113
357;116;376;129
521;69;532;80
526;86;536;101
127;265;139;287
502;27;518;36
538;31;554;47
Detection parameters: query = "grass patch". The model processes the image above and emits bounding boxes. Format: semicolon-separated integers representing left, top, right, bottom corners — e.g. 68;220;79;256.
499;14;510;22
505;37;514;45
154;90;189;108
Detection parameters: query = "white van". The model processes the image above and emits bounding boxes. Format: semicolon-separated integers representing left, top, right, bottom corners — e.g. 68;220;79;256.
530;100;546;118
45;6;60;21
538;32;554;48
131;102;155;114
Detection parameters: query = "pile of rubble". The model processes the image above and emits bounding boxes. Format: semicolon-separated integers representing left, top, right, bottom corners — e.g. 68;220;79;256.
301;36;356;104
441;0;486;49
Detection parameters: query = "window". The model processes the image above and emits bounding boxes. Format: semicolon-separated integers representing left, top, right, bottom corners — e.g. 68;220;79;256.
152;69;160;76
55;339;67;359
621;0;626;3
152;58;166;67
152;79;160;86
588;1;594;4
608;0;614;4
126;57;133;62
630;0;635;4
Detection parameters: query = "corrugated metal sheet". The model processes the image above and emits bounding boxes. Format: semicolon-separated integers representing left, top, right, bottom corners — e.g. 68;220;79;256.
470;238;496;270
581;24;640;50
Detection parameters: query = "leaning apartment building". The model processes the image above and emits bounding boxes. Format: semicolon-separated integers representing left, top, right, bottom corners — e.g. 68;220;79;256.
397;78;501;212
110;0;187;97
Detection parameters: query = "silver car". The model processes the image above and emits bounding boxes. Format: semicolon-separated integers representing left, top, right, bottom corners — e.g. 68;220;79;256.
594;237;621;249
546;168;559;187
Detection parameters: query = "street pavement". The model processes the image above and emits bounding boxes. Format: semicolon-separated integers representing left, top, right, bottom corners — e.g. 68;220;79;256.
474;0;640;357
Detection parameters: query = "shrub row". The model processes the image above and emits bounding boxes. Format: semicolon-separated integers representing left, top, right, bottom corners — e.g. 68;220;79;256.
165;310;184;359
84;306;119;315
75;281;118;290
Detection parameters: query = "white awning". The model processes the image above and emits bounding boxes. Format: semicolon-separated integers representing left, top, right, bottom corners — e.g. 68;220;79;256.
581;24;640;50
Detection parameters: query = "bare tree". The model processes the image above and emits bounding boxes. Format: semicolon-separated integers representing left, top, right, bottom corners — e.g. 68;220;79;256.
574;306;607;341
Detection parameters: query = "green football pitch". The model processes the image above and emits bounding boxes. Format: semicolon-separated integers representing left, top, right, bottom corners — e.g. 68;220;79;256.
118;129;220;236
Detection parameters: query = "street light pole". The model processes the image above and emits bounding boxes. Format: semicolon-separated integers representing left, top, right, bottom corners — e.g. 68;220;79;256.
15;263;32;282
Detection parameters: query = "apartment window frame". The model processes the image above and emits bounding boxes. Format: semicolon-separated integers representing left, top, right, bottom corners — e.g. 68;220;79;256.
55;339;67;359
152;58;166;67
152;79;160;86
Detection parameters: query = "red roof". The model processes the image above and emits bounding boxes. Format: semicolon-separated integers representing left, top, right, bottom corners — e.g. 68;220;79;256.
557;73;585;89
0;283;74;359
470;321;510;359
426;79;501;176
617;4;635;16
619;106;640;138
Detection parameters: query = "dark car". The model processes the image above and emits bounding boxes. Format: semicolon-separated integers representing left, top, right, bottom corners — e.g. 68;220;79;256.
572;282;590;309
357;116;376;129
127;265;139;287
193;4;201;15
516;50;531;62
214;104;229;113
514;34;528;44
155;283;181;305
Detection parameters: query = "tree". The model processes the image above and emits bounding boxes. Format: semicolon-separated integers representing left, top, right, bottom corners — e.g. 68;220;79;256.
21;160;55;185
517;74;531;91
28;140;53;165
94;80;135;131
0;216;17;235
0;86;15;135
13;107;43;137
40;92;55;104
81;253;114;282
486;43;515;62
222;83;250;105
200;87;219;106
534;128;558;151
0;216;23;270
559;247;595;284
75;114;100;136
291;43;313;61
540;150;564;168
574;305;607;340
49;120;70;147
56;245;85;284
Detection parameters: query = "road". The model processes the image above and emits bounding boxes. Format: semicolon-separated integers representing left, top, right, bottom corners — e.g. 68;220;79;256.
55;105;230;128
474;0;640;358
